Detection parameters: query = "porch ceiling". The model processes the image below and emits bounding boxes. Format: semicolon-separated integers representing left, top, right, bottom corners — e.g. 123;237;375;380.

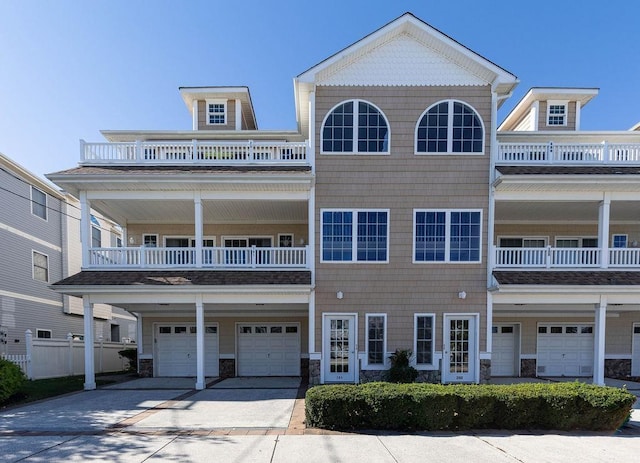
495;201;640;222
112;302;309;315
89;198;308;226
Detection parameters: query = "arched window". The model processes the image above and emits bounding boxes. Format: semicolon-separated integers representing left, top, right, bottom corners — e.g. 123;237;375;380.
322;100;389;154
416;100;484;154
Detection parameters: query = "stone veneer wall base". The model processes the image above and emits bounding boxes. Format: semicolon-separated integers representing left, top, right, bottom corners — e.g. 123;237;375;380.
138;358;153;378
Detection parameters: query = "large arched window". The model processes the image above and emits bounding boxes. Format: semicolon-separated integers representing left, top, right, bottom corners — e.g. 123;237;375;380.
322;100;389;154
415;100;484;154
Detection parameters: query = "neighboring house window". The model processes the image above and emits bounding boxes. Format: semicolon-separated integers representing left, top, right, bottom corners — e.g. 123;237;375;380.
321;100;389;154
31;186;47;220
143;234;158;247
415;314;435;366
206;99;226;125
32;251;49;282
414;210;482;263
321;209;389;262
547;101;567;126
556;237;598;248
36;329;52;339
366;314;386;366
91;215;101;248
612;234;628;248
498;237;547;248
416;100;484;154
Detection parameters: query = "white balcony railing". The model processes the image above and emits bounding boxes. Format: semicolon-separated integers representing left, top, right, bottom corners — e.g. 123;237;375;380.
88;246;309;270
80;140;309;165
494;246;640;269
497;142;640;165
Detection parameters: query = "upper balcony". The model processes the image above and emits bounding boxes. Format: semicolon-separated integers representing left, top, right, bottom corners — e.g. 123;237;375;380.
80;139;310;166
494;246;640;270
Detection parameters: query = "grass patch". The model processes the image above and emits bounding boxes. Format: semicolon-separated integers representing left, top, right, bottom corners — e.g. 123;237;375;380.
0;373;128;409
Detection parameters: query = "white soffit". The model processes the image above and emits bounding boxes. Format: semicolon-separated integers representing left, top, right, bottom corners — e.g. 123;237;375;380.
316;33;488;87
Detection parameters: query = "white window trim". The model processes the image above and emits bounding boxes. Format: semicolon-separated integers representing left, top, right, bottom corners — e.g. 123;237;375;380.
221;236;273;246
91;224;102;248
206;99;227;125
364;313;387;369
320;208;390;264
413;313;436;369
546;100;568;127
36;328;52;339
554;236;598;247
142;234;159;247
30;186;48;221
414;99;485;156
497;236;549;247
412;209;483;264
612;234;628;248
32;250;49;283
320;99;391;155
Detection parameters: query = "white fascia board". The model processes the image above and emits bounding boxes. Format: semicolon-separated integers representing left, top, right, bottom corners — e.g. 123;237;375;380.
1;152;66;200
84;189;310;201
100;130;303;142
493;189;605;201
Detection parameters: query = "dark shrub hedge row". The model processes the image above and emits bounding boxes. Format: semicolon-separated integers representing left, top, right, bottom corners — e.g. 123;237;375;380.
305;382;635;431
0;358;27;403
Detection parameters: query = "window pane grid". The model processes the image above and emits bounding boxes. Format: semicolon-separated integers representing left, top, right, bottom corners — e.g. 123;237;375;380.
33;251;48;282
357;102;389;152
415;211;446;261
322;210;388;262
322;211;353;261
356;211;388;261
449;319;469;373
322;102;354;152
416;316;433;364
417;102;448;152
415;210;481;263
322;101;388;153
31;187;47;220
367;316;385;364
451;102;483;152
330;319;350;373
449;211;481;262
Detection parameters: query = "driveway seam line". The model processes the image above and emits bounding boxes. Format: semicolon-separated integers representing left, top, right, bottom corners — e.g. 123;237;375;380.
12;434;80;462
376;435;400;463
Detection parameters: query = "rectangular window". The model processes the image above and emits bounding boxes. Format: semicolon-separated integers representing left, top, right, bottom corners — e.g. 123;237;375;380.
415;314;434;366
366;314;386;365
32;251;49;282
613;234;628;248
143;234;158;247
414;210;481;263
91;226;101;248
207;99;226;125
31;186;47;220
321;209;389;262
36;329;52;339
278;233;294;247
547;101;567;126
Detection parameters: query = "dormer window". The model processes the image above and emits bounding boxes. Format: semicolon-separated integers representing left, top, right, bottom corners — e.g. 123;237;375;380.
547;101;567;126
321;100;389;154
415;100;484;154
206;99;226;125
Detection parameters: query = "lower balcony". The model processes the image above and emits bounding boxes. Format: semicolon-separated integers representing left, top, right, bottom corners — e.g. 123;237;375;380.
88;246;309;270
494;246;640;269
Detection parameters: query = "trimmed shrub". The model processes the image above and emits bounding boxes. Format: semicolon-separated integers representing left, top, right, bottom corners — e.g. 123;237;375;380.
118;348;138;372
384;349;418;383
305;381;635;432
0;358;27;403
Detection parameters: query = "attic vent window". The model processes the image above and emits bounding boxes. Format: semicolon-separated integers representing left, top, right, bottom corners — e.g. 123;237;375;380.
207;99;226;125
547;101;567;126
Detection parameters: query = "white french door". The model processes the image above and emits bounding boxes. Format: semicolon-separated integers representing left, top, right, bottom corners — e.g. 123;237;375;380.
443;315;478;383
323;314;356;383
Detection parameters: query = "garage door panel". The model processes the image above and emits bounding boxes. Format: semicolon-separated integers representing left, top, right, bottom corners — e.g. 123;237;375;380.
156;325;219;377
537;324;593;377
238;323;300;376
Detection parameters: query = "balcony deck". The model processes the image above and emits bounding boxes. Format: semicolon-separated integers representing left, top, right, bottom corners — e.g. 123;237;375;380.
88;246;309;270
494;246;640;270
80;140;309;166
497;142;640;165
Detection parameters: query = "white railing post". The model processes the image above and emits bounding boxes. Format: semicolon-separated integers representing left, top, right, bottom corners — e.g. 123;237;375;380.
136;140;142;162
24;329;33;379
192;139;198;161
251;245;257;268
140;247;146;268
602;141;609;163
98;336;104;373
67;332;74;375
80;139;86;162
546;246;552;269
547;142;554;163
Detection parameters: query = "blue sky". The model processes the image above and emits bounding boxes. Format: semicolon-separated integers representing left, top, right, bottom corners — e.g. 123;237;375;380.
1;1;639;180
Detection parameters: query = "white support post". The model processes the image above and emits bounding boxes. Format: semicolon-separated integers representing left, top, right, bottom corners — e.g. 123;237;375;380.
83;297;96;390
79;191;91;268
235;99;242;131
575;100;582;131
24;329;33;379
593;298;607;386
308;91;316;172
98;336;104;373
308;290;315;356
194;193;203;268
308;186;315;284
195;296;205;390
486;292;493;356
598;197;611;268
135;313;143;359
192;100;198;130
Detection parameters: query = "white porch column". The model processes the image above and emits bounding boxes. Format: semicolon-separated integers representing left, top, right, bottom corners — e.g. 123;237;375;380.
308;186;315;285
235;99;242;131
83;296;96;390
192;100;198;130
195;295;205;390
598;197;610;268
593;297;607;386
135;312;143;358
194;193;203;268
79;191;91;268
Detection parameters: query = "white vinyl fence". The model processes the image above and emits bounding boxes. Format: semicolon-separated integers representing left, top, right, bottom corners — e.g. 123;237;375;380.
1;330;136;380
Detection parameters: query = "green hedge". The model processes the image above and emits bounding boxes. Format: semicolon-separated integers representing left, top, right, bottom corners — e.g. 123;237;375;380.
305;382;636;431
0;358;27;403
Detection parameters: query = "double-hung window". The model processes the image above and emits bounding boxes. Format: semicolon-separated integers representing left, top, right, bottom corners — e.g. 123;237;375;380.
32;251;49;282
366;314;386;366
547;101;567;126
206;99;226;125
414;210;482;263
414;314;435;367
321;209;389;262
91;215;101;248
415;100;484;154
31;186;47;220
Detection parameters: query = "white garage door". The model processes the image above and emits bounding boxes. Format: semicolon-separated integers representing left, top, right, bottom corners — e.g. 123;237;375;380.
156;324;219;377
237;324;300;376
492;325;518;376
537;324;593;377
